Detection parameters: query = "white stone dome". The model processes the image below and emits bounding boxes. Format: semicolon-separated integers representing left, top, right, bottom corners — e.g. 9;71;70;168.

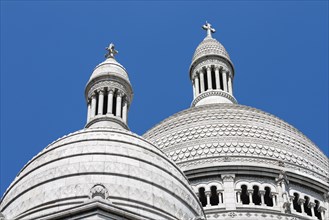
192;37;233;68
143;104;329;185
0;127;204;219
88;57;131;84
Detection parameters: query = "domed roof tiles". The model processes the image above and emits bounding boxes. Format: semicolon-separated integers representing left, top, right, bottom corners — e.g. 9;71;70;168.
143;104;329;183
0;128;204;219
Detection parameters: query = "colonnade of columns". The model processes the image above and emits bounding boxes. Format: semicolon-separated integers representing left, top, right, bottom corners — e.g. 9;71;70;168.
192;66;233;98
293;194;325;219
237;185;277;207
87;88;128;123
197;187;224;208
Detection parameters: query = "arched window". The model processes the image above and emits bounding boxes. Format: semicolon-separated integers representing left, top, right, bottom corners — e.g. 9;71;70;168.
198;187;207;207
293;193;301;213
264;187;273;206
314;200;322;220
252;185;261;205
210;186;219;206
240;185;249;204
304;196;312;216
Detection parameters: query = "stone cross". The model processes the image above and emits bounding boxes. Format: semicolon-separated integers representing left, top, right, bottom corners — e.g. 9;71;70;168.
105;43;118;58
202;21;216;38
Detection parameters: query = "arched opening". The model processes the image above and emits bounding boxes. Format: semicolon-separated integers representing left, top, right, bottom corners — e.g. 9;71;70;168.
252;185;261;205
210;186;219;206
304;196;312;216
219;70;224;90
103;91;108;114
198;187;207;207
293;193;301;213
264;187;273;206
204;70;209;91
211;68;216;89
314;200;322;220
240;185;249;204
112;92;117;116
95;92;99;115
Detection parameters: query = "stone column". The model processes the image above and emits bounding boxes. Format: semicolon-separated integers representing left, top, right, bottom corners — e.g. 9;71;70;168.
116;92;122;118
259;190;265;206
90;93;96;117
248;190;254;205
205;191;211;207
222;70;228;92
199;70;205;92
221;174;236;210
192;79;196;98
107;89;114;115
122;98;128;123
217;190;223;204
87;99;91;121
214;66;220;90
308;202;315;217
318;207;326;220
194;75;200;96
97;90;104;115
206;66;212;90
271;192;277;206
228;73;233;95
298;198;305;213
236;189;241;204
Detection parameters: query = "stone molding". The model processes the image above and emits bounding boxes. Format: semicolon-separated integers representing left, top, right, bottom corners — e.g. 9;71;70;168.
191;90;237;107
190;57;233;79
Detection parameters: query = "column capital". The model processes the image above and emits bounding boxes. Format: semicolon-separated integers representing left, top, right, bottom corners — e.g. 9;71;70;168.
214;65;221;71
108;88;115;94
205;191;211;196
216;189;224;194
206;66;212;71
235;189;242;193
91;92;97;98
297;198;306;205
259;190;266;195
318;206;327;212
270;192;278;196
308;202;316;208
97;89;105;94
247;189;254;194
117;91;124;97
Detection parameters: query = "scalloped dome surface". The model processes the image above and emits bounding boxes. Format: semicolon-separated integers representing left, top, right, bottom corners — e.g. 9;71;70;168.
88;58;130;83
192;37;231;64
0;128;203;220
143;104;329;183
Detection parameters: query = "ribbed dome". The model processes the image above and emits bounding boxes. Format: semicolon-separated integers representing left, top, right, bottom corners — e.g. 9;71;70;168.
0;128;204;220
88;57;130;84
192;37;232;67
143;104;329;184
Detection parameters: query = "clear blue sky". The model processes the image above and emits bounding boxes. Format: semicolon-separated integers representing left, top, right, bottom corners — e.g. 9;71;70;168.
1;1;328;196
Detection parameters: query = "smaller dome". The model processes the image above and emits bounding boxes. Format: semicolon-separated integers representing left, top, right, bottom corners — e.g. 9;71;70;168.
88;57;130;83
192;37;232;67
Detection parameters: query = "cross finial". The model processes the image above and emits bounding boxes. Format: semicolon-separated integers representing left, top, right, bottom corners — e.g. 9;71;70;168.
105;43;118;59
202;21;216;38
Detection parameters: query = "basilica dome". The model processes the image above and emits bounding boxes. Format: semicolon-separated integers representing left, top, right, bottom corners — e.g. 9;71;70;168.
143;104;328;185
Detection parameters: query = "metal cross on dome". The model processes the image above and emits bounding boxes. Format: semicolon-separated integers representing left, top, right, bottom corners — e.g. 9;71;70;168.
202;21;216;38
105;43;118;59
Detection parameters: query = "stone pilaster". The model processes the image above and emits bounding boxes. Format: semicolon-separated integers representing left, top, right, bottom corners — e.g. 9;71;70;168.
199;70;205;93
116;92;123;118
222;69;228;92
221;174;236;210
214;66;220;90
90;93;96;117
206;66;212;90
107;89;114;114
97;89;104;115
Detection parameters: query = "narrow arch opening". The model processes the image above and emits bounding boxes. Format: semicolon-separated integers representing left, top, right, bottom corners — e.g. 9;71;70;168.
314;200;322;220
219;70;224;90
112;92;117;116
211;68;216;89
204;71;208;91
210;186;219;206
95;93;99;115
198;187;207;207
103;91;108;115
241;185;249;204
252;185;261;205
293;193;301;213
264;187;273;207
304;196;312;216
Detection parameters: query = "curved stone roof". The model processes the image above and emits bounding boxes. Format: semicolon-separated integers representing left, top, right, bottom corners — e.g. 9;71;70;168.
0;128;204;220
143;104;329;184
192;37;232;67
88;57;130;83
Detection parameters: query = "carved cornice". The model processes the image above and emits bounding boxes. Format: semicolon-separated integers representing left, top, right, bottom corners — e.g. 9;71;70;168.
191;90;237;107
